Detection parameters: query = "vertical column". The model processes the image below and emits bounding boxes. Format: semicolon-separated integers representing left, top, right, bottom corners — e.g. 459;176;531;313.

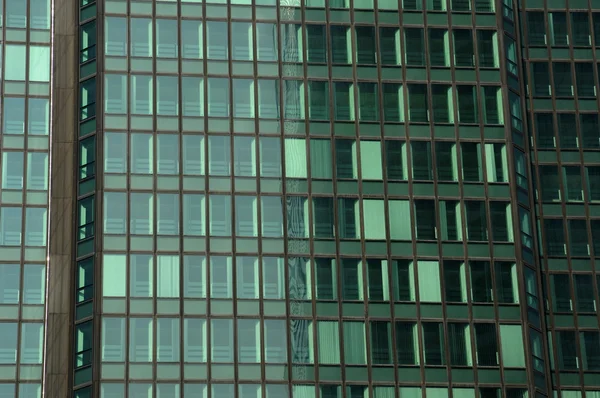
44;0;79;396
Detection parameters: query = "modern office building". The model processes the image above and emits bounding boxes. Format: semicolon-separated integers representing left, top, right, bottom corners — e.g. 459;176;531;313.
0;0;599;397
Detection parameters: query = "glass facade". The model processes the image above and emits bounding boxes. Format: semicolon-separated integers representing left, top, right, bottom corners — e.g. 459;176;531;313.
2;0;598;397
0;0;52;396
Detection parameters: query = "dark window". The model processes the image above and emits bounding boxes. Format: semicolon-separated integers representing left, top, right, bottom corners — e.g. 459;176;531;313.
395;321;417;364
474;323;498;366
422;323;445;365
444;261;465;303
448;323;470;366
574;274;595;313
527;12;546;46
415;200;436;240
545;219;566;256
470;261;493;303
557;331;578;370
370;321;391;364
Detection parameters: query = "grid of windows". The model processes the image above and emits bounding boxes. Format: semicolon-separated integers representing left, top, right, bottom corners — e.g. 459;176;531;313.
524;2;600;395
0;0;52;397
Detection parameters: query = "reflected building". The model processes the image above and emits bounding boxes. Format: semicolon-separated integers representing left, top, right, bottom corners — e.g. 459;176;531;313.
0;0;598;397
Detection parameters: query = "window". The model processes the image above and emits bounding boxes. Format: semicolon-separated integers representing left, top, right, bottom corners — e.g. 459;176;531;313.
315;258;336;300
3;98;25;134
131;75;153;115
104;74;127;114
385;141;407;180
477;30;497;67
27;153;48;191
457;85;478;123
235;196;258;237
495;262;518;304
181;20;203;59
405;28;425;66
440;200;462;240
25;208;47;246
29;46;50;82
2;152;24;190
429;28;449;66
330;26;350;64
370;321;391;364
208;78;229;117
356;27;376;64
334;82;353;121
461;142;481;181
211;319;234;362
156;134;179;174
465;201;487;241
183;256;206;298
572;12;591;46
470;261;493;303
231;22;252;60
574;275;595;313
581;331;600;370
156;19;177;58
101;318;125;362
532;62;551;96
207;22;228;59
423;323;445;365
379;27;400;65
6;0;27;28
550;12;569;46
157;255;180;298
156;76;178;115
0;264;19;304
490;202;512;242
431;85;452;123
581;114;600;149
182;77;204;117
358;83;378;121
21;323;43;364
527;12;546;45
0;207;22;246
588;166;600;201
238;319;260;363
535;113;555;148
131;18;152;57
551;274;572;312
184;319;207;363
474;323;498;366
539;165;560;202
367;259;389;301
104;133;127;173
417;261;441;302
157;319;179;362
556;331;578;370
545;219;566;256
448;323;472;366
341;258;363;300
337;198;360;240
411;141;432;180
360;141;383;181
258;80;279;119
482;86;502;124
130;254;153;297
313;197;334;238
130;193;153;235
236;257;259;299
453;29;474;67
264;319;287;363
382;84;404;122
317;321;340;364
415;200;436;240
208;135;230;176
408;85;428;122
105;17;127;56
257;23;277;61
444;261;467;303
569;219;589;256
393;260;415;301
306;25;327;63
183;194;205;236
343;322;366;364
28;98;50;135
575;63;595;97
210;256;232;298
335;139;357;179
553;62;574;97
593;220;600;256
130;318;152;362
308;81;329;120
102;255;126;297
259;137;281;178
396;322;418;364
5;46;26;81
263;257;285;299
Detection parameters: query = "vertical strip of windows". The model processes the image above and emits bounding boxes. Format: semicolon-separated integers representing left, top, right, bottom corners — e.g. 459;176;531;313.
75;0;98;395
